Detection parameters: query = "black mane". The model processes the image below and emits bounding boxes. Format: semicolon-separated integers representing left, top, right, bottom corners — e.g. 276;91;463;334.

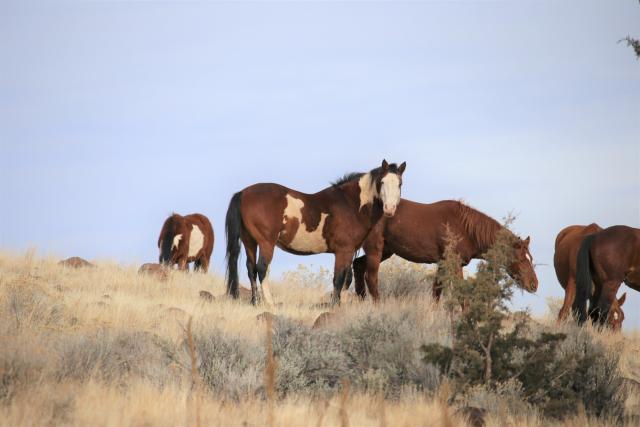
330;163;403;187
331;172;364;187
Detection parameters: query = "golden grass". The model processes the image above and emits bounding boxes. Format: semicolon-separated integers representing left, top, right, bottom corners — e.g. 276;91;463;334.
0;250;638;426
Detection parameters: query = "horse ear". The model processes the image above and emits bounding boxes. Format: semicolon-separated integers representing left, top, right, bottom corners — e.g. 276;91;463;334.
398;161;406;174
524;236;530;245
381;159;389;171
618;292;627;307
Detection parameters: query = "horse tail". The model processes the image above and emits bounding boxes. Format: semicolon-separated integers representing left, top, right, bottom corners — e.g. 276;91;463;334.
225;192;243;298
575;234;596;324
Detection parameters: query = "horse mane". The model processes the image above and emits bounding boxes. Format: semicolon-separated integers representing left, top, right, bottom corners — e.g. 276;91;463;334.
330;163;403;187
455;201;504;249
331;172;364;187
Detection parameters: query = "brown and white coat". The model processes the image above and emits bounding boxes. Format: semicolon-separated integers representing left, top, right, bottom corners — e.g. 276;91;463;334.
158;213;214;272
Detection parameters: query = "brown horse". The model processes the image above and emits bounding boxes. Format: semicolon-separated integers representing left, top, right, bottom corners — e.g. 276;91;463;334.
575;225;640;326
351;200;538;301
158;213;214;272
225;160;406;306
554;224;626;329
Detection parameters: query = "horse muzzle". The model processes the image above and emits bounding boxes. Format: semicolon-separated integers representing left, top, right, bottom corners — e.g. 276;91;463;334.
383;205;397;217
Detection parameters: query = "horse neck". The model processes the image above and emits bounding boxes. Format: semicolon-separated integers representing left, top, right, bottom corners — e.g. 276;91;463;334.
456;205;504;256
335;175;381;225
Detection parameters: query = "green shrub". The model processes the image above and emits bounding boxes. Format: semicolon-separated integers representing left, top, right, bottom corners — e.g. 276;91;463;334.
422;223;625;420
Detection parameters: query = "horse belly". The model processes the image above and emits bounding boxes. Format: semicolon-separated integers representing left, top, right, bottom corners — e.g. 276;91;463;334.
279;195;329;254
278;216;328;254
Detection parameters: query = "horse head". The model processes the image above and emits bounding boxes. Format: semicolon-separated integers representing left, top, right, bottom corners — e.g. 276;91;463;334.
375;159;406;217
605;292;626;331
158;214;190;266
508;236;538;293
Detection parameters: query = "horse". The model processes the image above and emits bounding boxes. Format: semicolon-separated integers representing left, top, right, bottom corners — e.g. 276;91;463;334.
158;213;214;272
350;199;538;301
225;159;406;306
575;225;640;327
554;223;626;329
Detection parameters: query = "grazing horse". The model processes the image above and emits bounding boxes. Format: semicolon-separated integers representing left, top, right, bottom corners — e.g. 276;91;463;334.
158;213;214;272
351;200;538;301
225;160;406;306
554;224;626;329
575;225;640;327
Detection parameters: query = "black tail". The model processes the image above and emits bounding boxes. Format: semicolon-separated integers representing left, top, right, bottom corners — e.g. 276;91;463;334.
225;192;243;298
575;234;596;324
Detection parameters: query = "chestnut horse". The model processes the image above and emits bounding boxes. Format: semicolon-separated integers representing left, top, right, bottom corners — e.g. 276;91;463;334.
225;160;406;306
554;223;626;329
351;200;538;301
158;213;214;272
575;225;640;326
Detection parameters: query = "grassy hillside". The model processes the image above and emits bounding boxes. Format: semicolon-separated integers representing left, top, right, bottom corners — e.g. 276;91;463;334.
0;251;638;426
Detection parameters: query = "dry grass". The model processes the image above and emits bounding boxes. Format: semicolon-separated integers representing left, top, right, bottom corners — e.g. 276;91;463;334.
0;250;638;426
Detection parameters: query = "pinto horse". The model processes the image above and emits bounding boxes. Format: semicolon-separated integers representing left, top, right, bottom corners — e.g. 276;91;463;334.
575;225;640;327
554;224;626;329
158;213;214;272
225;160;406;306
351;200;538;301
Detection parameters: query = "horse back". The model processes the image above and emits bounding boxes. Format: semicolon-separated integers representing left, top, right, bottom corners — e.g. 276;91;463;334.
240;183;301;228
184;213;214;256
591;225;640;282
383;199;467;263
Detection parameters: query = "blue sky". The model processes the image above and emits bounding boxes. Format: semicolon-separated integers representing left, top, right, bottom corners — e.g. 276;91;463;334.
1;1;639;327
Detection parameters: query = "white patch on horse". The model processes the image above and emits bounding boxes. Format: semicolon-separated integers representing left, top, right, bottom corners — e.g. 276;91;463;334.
358;173;377;209
188;225;204;257
380;173;401;208
281;194;328;253
172;234;183;250
261;265;275;307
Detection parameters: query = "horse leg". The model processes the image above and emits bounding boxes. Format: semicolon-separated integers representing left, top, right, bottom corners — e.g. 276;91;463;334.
331;251;354;306
432;273;441;301
433;264;463;301
432;274;444;301
593;280;622;327
178;258;188;271
256;242;276;307
558;277;576;322
194;257;208;273
364;254;382;302
352;255;367;299
242;231;259;306
199;257;209;273
364;250;392;302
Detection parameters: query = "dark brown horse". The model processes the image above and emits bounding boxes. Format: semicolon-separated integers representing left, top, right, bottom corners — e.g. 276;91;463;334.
351;199;538;301
575;225;640;326
158;213;214;272
554;223;626;329
225;160;406;306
